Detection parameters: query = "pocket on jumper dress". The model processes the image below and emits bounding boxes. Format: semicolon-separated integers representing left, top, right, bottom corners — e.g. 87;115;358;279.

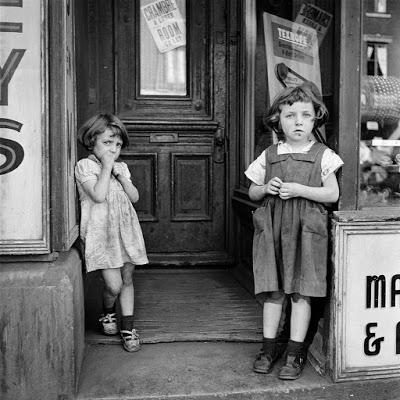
252;206;269;232
301;203;328;237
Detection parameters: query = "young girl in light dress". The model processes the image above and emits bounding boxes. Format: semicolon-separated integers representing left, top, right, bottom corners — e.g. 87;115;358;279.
75;113;148;352
245;84;343;379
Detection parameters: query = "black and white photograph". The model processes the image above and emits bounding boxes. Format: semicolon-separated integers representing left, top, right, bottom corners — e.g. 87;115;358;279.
1;1;400;399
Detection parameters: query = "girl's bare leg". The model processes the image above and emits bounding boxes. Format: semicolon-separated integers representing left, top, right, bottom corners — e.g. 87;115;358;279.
119;263;135;316
254;291;286;374
101;268;123;309
277;293;311;380
263;291;285;338
118;263;140;352
289;293;311;342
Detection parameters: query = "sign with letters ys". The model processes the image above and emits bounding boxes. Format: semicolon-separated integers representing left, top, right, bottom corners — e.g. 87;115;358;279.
338;226;400;379
0;0;49;253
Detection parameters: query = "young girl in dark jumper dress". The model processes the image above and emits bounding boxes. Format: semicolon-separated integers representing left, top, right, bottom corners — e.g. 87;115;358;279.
245;84;343;379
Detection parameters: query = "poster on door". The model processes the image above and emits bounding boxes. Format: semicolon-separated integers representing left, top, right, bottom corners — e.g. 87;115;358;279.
141;0;186;53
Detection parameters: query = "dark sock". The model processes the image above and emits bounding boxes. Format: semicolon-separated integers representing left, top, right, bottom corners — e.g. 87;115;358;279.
103;303;116;315
121;315;134;332
262;337;277;357
286;339;304;356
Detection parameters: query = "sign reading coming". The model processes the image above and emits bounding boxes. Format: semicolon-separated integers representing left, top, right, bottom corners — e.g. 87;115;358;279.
0;0;49;253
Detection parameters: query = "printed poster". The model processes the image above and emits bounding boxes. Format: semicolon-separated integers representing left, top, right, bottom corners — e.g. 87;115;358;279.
295;3;332;46
263;13;323;140
141;0;186;53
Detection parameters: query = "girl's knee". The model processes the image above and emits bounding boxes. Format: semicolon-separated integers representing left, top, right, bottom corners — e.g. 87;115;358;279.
265;291;285;304
121;264;134;285
105;281;123;297
291;293;310;304
122;275;133;286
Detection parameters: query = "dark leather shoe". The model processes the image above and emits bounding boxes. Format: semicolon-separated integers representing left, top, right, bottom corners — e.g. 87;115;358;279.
253;351;278;374
278;353;306;380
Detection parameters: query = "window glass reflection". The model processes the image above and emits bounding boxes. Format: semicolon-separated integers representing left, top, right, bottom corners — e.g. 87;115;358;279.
360;1;400;207
250;1;335;162
375;0;387;13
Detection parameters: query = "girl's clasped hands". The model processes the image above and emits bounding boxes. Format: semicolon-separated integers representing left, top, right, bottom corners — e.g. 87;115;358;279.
265;177;302;200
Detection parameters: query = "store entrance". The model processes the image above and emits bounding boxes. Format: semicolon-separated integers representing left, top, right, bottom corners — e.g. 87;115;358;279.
74;0;244;342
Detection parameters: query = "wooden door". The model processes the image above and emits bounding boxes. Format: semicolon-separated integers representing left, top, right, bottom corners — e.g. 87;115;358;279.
86;0;232;265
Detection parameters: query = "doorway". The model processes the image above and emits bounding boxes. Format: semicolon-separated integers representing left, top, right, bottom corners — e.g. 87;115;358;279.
75;0;246;341
76;0;238;266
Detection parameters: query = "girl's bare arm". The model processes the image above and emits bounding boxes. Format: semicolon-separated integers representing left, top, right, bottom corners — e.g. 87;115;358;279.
248;177;282;201
112;163;139;203
81;154;114;203
116;175;139;203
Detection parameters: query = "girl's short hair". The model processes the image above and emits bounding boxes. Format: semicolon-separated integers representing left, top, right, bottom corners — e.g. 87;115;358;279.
264;82;329;134
77;113;129;150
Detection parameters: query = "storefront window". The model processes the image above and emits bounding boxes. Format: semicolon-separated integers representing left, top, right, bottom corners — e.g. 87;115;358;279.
243;0;335;179
139;0;186;96
359;0;400;207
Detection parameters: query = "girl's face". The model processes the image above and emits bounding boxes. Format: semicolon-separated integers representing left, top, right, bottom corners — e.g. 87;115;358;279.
279;101;315;146
92;128;123;161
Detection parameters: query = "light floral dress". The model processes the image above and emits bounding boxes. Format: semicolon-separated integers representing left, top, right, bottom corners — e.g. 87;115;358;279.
75;155;148;272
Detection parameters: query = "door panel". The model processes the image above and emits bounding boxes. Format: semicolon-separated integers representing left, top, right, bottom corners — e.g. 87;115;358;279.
120;128;226;260
172;153;212;222
124;153;158;222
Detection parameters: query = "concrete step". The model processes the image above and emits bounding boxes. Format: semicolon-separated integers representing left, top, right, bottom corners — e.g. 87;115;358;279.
76;341;400;400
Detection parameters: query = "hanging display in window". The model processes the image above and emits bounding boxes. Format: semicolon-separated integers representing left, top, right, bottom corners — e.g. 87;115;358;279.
294;3;332;46
263;12;322;141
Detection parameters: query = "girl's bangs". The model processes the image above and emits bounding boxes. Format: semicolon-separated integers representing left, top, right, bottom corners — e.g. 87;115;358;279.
109;124;121;136
284;89;312;106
